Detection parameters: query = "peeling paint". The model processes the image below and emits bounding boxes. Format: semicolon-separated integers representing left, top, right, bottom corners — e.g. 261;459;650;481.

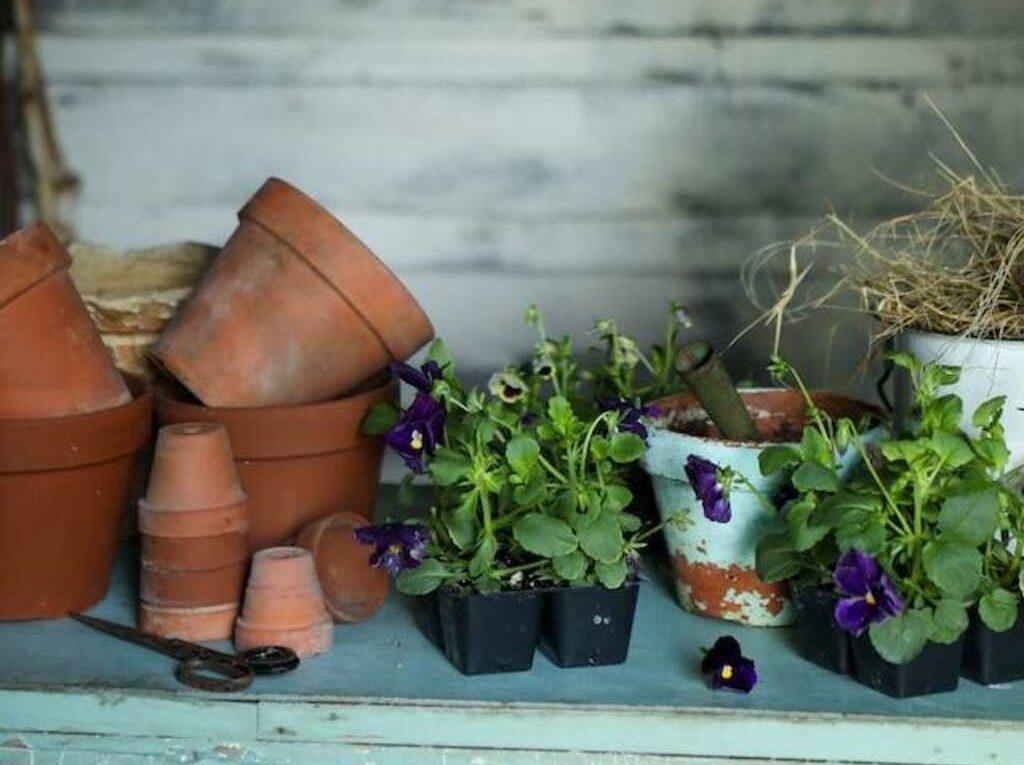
672;553;790;625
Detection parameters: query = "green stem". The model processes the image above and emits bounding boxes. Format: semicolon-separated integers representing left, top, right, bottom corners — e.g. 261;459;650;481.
494;560;547;577
538;453;568;483
479;490;494;537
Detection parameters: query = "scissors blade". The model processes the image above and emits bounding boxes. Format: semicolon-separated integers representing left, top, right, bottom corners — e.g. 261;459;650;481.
70;613;195;660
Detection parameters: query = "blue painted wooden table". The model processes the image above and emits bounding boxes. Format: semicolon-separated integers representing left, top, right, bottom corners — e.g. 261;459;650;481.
1;497;1022;764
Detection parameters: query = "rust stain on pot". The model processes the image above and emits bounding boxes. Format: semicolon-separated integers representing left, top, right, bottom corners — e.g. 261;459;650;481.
672;554;787;623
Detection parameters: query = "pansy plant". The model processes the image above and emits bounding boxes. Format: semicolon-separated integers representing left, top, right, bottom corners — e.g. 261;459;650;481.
755;352;1024;664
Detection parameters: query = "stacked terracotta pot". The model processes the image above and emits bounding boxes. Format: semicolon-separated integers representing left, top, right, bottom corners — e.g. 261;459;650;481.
138;422;249;640
0;222;152;620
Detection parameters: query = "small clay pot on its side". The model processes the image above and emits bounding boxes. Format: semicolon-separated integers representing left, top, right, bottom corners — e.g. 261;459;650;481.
0;222;131;419
296;512;389;623
152;177;433;407
0;375;152;619
156;376;394;550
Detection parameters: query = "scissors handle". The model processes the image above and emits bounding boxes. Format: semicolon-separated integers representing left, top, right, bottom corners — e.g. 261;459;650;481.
176;653;254;693
239;645;300;675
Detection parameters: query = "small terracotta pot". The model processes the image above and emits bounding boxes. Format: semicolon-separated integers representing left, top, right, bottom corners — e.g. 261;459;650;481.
156;376;394;550
0;222;131;419
296;512;388;623
235;547;333;658
139;602;238;642
153;178;433;407
138;500;249;538
142;532;249;571
144;422;245;512
141;561;248;608
0;375;152;619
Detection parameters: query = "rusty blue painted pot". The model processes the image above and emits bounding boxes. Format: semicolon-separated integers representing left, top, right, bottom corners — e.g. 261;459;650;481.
643;388;881;627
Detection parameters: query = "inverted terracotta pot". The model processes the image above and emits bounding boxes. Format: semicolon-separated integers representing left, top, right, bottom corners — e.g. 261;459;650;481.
139;602;238;642
152;177;434;408
156;376;394;550
142;531;249;571
0;222;131;419
141;561;248;608
296;512;388;623
138;500;248;538
0;375;152;619
145;422;245;511
235;547;333;658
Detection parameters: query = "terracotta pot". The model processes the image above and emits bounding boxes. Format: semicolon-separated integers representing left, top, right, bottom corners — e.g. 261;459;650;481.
152;177;433;407
144;422;246;512
235;547;333;658
296;512;388;623
141;561;248;608
0;222;131;419
139;602;238;642
156;376;394;550
0;375;152;619
138;501;248;538
644;388;884;627
142;532;249;571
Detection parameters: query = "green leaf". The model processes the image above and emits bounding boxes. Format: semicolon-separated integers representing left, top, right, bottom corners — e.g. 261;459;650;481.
578;511;625;563
929;432;975;468
755;532;801;582
590;435;610;460
506;436;540;478
603;484;634;514
594;557;628;589
834;512;886;554
938;489;999;546
620;513;642;532
468;535;496;578
931;599;969;644
513;473;547;508
800;427;832;466
791;462;839;493
785;500;830;552
928;394;963;432
361;402;400;435
980;588;1020;633
445;491;478;550
923;538;982;598
812;492;880;529
548;396;576;433
396;559;449;595
758;445;802;476
887;351;919;372
973;396;1007;430
397;473;417;508
513;513;578;558
881;439;927;465
427;339;454;372
609;432;646;464
428;448;471;486
553;550;587;581
869;608;933;664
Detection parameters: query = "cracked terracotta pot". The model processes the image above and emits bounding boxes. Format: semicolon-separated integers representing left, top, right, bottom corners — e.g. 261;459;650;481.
156;375;394;551
296;512;388;624
0;222;130;419
152;177;433;407
235;547;333;658
139;602;239;642
0;375;152;619
643;388;883;627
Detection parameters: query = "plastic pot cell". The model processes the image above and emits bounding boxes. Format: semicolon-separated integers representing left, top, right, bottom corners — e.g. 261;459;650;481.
541;581;640;668
790;585;853;676
0;222;130;419
961;608;1024;685
438;587;545;675
153;177;433;407
851;634;964;698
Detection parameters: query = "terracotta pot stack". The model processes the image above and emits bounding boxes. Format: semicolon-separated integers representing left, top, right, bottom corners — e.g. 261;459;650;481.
0;223;152;620
138;423;249;640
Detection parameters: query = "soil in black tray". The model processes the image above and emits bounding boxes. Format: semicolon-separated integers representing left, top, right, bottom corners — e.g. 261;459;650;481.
790;586;853;676
962;608;1024;685
438;587;545;675
851;634;964;698
541;581;640;668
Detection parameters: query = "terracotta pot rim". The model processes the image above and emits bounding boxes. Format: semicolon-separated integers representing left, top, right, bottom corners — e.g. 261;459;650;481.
140;602;239;616
235;613;332;632
240;177;433;359
0;222;70;311
155;375;394;459
649;387;884;450
0;375;152;472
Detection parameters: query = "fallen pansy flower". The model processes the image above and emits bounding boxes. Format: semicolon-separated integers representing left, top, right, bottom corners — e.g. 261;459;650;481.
701;635;757;693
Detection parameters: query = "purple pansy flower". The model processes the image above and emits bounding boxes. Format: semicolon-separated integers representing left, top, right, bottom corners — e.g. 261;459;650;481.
832;548;904;635
386;393;445;474
390;360;442;393
355;523;431;575
684;454;731;523
599;397;662;440
701;636;757;693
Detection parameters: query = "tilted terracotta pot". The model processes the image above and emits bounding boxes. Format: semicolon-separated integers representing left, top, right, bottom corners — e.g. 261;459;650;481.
296;512;388;624
235;547;333;658
0;222;130;419
152;177;434;407
156;376;394;551
139;602;239;643
0;375;152;619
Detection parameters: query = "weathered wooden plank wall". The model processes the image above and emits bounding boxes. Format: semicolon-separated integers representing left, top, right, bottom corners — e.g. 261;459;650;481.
20;0;1024;387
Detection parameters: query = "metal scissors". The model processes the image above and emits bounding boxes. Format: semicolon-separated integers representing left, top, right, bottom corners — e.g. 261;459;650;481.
70;613;300;692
